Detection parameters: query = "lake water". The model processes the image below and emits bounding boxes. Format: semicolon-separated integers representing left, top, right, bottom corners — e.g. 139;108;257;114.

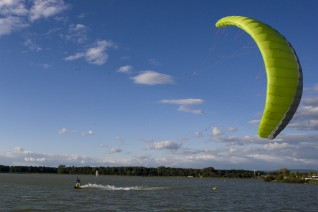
0;173;317;211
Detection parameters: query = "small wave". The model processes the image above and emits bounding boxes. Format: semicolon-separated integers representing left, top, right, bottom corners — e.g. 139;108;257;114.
80;183;166;191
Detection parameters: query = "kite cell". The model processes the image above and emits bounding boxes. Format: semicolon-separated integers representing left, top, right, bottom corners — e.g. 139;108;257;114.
216;16;303;139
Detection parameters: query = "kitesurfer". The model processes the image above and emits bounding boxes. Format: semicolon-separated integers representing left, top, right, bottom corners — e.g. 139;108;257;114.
75;177;81;188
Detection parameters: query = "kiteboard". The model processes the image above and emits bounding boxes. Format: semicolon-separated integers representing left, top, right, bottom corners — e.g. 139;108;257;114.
74;185;81;189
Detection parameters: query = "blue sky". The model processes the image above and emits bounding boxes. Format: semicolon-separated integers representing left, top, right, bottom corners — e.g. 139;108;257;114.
0;0;317;170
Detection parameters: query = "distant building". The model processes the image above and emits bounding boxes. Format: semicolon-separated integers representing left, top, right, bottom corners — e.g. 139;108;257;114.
305;176;318;180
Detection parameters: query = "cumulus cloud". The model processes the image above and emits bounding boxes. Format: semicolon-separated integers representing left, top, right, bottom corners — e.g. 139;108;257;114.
249;119;260;125
24;157;47;162
305;83;318;93
2;146;103;166
227;127;237;132
294;106;318;120
14;146;31;154
110;147;122;153
64;52;84;61
302;97;318;107
160;99;204;105
1;137;317;169
70;23;86;31
62;23;88;43
1;146;47;166
178;105;204;114
210;133;265;145
82;130;93;136
0;15;28;36
160;98;205;114
117;65;133;74
0;0;68;36
132;70;174;85
0;0;28;16
65;40;115;65
2;82;318;169
29;0;68;22
211;127;222;136
289;120;318;131
58;128;93;136
86;40;113;64
147;140;182;151
23;38;42;51
246;153;284;163
263;142;291;150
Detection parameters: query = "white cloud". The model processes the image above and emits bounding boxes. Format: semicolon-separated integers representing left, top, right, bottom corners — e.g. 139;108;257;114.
70;23;86;31
279;134;318;143
210;134;266;145
117;65;133;74
24;157;47;162
29;0;68;22
160;98;205;114
147;140;181;150
247;153;284;163
1;137;318;169
82;130;93;136
211;127;222;136
110;147;122;153
23;38;42;51
178;105;204;114
249;119;260;125
289;119;318;131
294;106;318;119
65;40;115;65
86;40;113;65
58;128;77;135
263;142;290;150
62;23;88;43
302;97;318;107
64;52;85;61
132;70;174;85
58;128;93;136
305;83;318;93
0;0;67;37
14;146;30;154
227;127;237;132
160;99;204;105
0;0;28;16
0;15;28;36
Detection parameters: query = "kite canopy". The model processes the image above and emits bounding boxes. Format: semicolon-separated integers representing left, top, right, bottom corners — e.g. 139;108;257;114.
216;16;303;139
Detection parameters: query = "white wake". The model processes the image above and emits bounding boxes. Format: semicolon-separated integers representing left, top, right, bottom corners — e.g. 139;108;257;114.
79;183;166;191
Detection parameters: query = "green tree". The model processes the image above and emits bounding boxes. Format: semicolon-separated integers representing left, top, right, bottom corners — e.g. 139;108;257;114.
57;165;66;174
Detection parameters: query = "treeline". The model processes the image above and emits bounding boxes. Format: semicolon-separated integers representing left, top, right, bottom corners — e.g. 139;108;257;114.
2;165;317;184
0;165;265;178
263;168;318;184
0;165;56;174
57;165;263;178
